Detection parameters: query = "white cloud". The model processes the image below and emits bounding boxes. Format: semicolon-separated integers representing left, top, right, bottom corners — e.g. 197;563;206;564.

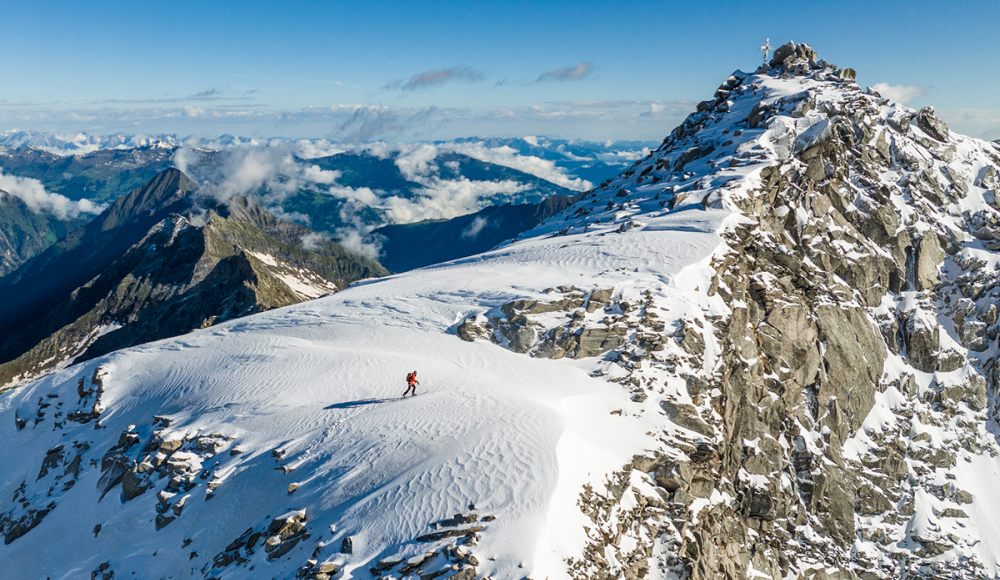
302;164;341;184
265;206;312;226
174;140;549;253
184;141;358;209
294;139;345;160
383;178;530;223
638;100;696;118
394;144;440;181
300;232;327;251
870;82;929;105
0;171;105;219
332;106;440;143
595;148;651;165
0;99;689;142
171;147;194;175
461;216;489;239
326;185;380;206
181;140;553;229
370;142;579;220
333;202;383;260
363;141;396;159
439;141;592;191
201;147;291;202
335;228;381;260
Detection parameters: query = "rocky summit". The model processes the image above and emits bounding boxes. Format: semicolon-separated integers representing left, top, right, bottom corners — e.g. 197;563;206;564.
513;41;999;579
0;42;998;580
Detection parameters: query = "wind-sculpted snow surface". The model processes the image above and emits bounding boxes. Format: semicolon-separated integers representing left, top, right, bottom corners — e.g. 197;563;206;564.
2;41;1000;580
0;195;726;580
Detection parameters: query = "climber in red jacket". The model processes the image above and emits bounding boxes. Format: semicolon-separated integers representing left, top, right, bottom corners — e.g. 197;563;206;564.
403;371;419;397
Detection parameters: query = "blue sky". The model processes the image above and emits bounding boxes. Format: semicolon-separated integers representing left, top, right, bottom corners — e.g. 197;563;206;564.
2;0;997;142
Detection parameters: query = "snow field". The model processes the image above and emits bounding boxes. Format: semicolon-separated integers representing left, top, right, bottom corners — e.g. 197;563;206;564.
0;204;726;579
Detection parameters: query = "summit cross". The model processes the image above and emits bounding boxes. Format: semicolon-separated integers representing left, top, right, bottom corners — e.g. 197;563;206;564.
760;38;772;65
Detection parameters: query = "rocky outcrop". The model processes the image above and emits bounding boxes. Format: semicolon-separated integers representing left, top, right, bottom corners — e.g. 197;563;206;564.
915;230;945;290
457;287;632;361
917;107;950;142
0;365;258;557
367;509;492;580
480;41;1000;579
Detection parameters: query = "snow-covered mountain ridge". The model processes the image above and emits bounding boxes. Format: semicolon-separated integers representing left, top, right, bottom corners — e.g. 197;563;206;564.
0;130;179;155
1;41;999;580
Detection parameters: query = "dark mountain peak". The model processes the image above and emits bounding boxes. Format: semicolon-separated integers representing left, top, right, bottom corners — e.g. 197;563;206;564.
0;169;201;343
208;194;267;224
97;168;196;231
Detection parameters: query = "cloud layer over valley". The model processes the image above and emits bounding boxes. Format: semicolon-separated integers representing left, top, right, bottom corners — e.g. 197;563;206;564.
0;171;105;220
0;129;657;261
171;136;626;258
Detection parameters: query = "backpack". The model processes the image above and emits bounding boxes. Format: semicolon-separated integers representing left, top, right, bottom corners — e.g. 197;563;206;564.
406;372;415;383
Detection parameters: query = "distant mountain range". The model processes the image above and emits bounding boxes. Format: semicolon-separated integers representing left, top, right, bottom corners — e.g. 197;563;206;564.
372;193;584;272
0;168;386;388
0;133;657;238
0;137;625;386
447;136;657;186
0;130;227;155
0;129;657;164
0;135;657;276
0;144;176;204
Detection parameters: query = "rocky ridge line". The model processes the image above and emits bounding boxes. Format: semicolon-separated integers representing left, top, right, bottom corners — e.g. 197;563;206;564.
459;41;1000;579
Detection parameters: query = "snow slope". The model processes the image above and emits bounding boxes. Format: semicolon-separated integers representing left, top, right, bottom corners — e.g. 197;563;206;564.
0;193;727;579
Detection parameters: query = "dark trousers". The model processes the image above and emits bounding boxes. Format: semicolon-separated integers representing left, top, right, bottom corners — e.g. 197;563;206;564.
403;382;417;396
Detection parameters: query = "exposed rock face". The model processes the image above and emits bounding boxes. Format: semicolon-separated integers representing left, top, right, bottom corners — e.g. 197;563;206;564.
917;107;950;142
915;230;945;290
770;41;818;69
1;369;216;543
457;287;632;361
904;308;940;372
490;42;1000;580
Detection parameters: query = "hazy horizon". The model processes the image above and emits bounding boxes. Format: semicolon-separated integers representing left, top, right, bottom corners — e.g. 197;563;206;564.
3;1;998;141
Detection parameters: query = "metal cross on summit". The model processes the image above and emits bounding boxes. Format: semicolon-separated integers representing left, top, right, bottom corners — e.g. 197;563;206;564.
760;38;772;65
